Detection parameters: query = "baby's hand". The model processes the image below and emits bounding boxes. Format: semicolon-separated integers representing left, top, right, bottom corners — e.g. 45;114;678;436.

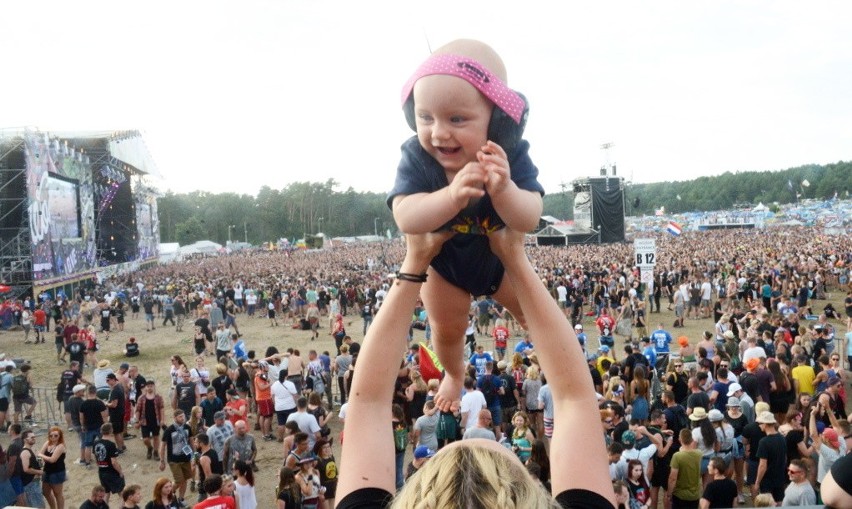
447;162;487;209
478;141;511;195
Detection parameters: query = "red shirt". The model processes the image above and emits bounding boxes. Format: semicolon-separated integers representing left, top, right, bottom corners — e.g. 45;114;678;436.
192;495;236;509
225;398;246;427
33;309;47;326
492;326;510;348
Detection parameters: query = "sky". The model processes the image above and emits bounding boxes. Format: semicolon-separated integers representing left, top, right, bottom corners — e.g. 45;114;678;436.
3;1;851;197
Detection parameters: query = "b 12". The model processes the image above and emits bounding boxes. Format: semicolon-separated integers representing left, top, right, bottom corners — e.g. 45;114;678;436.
636;253;655;265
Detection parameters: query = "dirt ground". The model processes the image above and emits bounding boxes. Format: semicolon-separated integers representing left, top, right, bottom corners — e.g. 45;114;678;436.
1;289;848;508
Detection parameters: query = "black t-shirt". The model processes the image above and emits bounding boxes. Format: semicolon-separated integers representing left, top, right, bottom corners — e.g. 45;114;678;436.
144;397;159;428
60;369;81;398
81;500;110;509
740;422;764;461
161;423;192;463
211;375;232;402
175;381;196;413
686;392;710;413
80;398;107;431
756;433;787;491
701;478;737;508
125;342;139;357
108;384;125;422
785;428;806;461
66;341;87;364
93;437;120;475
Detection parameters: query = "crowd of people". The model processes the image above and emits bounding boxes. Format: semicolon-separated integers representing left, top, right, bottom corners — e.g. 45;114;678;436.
0;226;850;508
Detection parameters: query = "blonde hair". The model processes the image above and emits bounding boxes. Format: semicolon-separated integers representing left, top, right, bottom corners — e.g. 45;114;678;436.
525;365;540;381
753;493;775;507
391;444;558;509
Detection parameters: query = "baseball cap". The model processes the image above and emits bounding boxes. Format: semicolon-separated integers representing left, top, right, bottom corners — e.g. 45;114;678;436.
106;373;118;380
574;324;583;330
119;362;129;370
641;336;651;343
497;360;508;370
72;384;87;393
414;446;436;460
227;388;238;396
823;428;840;448
621;430;636;445
599;345;610;353
727;383;742;397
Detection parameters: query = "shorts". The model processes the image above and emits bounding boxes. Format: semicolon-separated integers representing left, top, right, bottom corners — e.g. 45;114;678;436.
99;470;125;494
675;305;684;317
488;405;502;427
746;458;758;485
110;417;125;434
55;338;64;352
145;313;154;321
96;388;110;400
9;475;23;495
34;325;45;332
700;299;710;307
13;396;35;412
0;397;8;412
141;424;160;438
495;347;506;358
257;399;274;417
501;406;517;426
169;461;193;484
478;314;491;327
44;470;67;485
543;417;554;439
276;408;296;426
83;429;100;447
431;235;505;296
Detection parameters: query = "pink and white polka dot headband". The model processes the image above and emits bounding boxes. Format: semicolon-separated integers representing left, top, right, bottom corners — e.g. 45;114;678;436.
400;53;525;125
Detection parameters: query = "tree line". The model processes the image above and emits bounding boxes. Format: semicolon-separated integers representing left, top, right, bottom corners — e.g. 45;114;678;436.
158;161;851;245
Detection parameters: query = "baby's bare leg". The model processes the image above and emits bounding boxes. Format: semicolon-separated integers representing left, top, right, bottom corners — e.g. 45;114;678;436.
421;270;470;412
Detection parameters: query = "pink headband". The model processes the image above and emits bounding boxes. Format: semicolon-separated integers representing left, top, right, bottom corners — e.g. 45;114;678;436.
401;53;525;125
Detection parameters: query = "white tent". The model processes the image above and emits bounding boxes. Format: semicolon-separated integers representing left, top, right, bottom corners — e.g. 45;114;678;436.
158;242;181;264
181;240;223;256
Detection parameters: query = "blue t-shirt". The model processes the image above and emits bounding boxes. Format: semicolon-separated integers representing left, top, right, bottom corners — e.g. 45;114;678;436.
642;345;657;367
387;137;544;296
232;340;247;360
515;341;534;357
470;352;494;376
651;329;672;353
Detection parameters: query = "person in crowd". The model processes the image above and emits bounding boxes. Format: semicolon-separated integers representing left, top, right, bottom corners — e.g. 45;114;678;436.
144;477;180;509
699;457;737;509
782;458;816;506
39;425;68;509
80;485;109;509
158;410;193;507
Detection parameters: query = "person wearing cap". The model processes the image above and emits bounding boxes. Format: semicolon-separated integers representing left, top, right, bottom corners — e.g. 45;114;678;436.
809;398;846;486
753;410;786;503
224;389;247;428
295;453;322;508
574;323;587;354
206;410;234;462
639;336;657;369
405;445;436;481
105;373;126;452
726;382;754;424
818;374;847;424
496;360;519;434
598;327;616;361
134;379;164;460
59;360;84;427
66;383;87;463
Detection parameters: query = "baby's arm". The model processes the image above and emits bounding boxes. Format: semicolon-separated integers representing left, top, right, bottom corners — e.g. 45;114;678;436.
480;141;543;232
393;162;488;233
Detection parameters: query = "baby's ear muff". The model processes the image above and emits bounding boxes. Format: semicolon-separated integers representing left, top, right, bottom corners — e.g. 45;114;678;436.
403;90;529;156
487;91;528;157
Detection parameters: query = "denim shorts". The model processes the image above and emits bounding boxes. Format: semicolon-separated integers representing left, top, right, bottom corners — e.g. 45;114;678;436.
44;470;67;485
83;429;100;447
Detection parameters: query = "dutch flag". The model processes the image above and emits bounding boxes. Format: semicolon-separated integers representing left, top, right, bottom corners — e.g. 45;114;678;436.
666;221;682;236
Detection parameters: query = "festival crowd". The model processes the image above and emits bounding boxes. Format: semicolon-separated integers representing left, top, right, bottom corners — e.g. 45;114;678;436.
0;226;851;508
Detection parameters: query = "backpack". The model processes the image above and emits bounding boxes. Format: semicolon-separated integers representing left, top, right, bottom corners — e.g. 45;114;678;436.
393;423;408;453
12;374;30;399
481;375;498;406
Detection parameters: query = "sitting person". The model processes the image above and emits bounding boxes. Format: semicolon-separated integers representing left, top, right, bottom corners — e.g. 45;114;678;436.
336;229;616;508
124;337;139;358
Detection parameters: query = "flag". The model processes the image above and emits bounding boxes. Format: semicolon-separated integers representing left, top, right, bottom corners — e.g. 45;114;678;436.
418;342;444;382
654;207;665;216
666;221;682;236
788;179;794;191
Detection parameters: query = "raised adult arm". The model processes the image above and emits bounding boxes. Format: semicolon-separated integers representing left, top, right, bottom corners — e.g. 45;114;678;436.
336;232;449;500
489;228;615;505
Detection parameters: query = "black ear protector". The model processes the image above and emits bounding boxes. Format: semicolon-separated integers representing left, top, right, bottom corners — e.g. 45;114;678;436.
403;91;529;157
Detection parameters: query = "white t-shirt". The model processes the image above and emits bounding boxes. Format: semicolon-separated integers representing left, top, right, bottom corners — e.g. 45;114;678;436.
742;346;767;363
271;380;298;411
460;389;487;427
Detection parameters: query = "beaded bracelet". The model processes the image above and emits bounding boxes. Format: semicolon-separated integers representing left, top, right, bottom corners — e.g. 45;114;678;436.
395;272;428;283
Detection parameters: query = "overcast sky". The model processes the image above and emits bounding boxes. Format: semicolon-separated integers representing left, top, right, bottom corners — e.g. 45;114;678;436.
3;1;850;196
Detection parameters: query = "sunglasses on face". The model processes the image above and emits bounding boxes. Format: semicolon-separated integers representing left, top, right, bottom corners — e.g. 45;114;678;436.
49;433;60;437
675;365;683;368
604;419;613;424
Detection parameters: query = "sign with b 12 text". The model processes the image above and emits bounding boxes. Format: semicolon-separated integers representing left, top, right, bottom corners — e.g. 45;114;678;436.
634;238;656;268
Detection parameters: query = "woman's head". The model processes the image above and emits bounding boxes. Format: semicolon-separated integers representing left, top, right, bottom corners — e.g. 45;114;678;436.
278;466;297;491
391;441;559;509
234;460;255;486
526;365;540;381
627;459;644;480
512;411;530;429
153;478;173;500
47;426;64;444
511;352;524;368
308;391;322;406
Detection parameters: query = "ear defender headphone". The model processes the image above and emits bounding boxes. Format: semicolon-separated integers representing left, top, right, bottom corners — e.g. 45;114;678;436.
403;92;529;158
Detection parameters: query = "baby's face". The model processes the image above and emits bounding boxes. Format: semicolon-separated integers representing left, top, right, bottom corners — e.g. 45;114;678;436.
412;74;493;174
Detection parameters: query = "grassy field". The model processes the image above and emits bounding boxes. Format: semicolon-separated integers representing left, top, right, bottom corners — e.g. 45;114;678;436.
1;288;849;507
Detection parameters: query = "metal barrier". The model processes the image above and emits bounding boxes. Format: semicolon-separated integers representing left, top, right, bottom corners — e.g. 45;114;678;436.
10;386;64;434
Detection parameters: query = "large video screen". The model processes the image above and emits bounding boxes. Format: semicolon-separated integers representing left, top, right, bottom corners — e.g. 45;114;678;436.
46;173;81;239
138;202;153;238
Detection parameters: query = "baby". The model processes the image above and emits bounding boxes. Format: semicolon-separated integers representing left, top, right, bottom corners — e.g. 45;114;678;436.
388;39;544;410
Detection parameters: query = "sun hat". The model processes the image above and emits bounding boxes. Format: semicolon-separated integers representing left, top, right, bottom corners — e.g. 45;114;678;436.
689;408;709;421
298;454;318;464
497;360;508;370
755;402;770;415
723;330;735;339
97;360;110;368
756;411;777;424
414;446;436;460
726;396;741;408
708;409;724;422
